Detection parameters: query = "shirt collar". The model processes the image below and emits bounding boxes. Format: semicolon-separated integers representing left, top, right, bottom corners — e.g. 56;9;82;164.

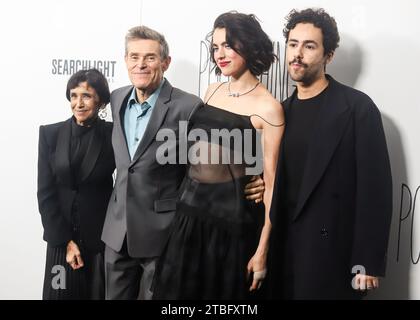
128;78;166;109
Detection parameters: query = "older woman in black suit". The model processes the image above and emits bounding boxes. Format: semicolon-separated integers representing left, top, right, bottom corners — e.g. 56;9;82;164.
37;69;115;299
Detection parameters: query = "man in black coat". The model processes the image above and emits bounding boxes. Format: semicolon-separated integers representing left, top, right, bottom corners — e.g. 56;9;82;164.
269;8;393;299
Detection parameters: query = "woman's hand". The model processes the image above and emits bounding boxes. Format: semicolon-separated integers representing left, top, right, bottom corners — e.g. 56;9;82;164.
247;252;267;291
66;240;84;270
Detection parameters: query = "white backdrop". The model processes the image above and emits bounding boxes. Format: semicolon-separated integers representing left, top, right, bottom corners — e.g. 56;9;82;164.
0;0;419;299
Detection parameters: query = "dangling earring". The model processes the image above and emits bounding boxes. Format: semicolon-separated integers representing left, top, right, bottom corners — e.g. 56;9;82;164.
98;106;107;119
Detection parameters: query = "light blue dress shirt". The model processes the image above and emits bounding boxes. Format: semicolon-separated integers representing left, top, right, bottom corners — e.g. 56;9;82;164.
124;79;165;160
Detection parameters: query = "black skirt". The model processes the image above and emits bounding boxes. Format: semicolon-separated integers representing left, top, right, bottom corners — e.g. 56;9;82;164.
152;179;263;300
42;244;104;300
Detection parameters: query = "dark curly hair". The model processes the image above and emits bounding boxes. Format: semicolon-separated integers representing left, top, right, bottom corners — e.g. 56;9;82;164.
66;68;110;106
208;11;276;77
283;8;340;56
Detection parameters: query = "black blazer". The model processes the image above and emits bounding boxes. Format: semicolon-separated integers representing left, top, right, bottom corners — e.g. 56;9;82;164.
37;118;115;252
269;75;393;299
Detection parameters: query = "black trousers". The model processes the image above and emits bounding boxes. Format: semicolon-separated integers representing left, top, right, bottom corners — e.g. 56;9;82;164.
104;238;158;300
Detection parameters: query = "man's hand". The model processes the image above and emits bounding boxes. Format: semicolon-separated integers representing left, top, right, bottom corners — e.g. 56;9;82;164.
245;175;265;203
66;240;84;270
353;274;379;291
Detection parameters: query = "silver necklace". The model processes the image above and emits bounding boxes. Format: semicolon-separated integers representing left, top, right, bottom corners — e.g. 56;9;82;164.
228;82;260;97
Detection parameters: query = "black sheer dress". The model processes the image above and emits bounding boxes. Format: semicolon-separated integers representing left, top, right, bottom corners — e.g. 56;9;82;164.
153;103;266;300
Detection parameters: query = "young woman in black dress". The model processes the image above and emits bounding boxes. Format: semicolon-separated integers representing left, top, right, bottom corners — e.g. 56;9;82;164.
153;11;284;299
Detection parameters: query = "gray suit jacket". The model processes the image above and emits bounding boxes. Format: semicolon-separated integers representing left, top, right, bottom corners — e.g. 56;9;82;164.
101;79;203;258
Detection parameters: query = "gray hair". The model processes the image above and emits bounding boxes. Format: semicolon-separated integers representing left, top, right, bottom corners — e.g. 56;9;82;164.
125;26;170;60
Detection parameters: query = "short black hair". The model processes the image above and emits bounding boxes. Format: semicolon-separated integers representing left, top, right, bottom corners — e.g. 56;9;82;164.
208;11;276;76
283;8;340;56
66;69;110;105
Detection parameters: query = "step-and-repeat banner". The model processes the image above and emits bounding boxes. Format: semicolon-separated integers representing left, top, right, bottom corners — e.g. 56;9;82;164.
0;0;418;299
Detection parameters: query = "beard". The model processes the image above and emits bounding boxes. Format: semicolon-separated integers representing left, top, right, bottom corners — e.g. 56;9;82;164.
288;59;325;86
289;66;321;86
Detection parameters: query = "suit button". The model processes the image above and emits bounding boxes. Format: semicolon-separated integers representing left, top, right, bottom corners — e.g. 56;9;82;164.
321;228;328;238
129;168;135;173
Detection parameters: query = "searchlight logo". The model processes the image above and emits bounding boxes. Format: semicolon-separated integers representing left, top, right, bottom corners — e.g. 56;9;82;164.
51;58;117;81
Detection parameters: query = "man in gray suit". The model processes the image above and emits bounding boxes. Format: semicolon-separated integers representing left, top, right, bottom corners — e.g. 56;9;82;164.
101;26;264;300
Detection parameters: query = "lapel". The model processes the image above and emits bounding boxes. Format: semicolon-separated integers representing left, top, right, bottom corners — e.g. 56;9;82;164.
276;93;293;198
130;80;172;164
115;86;132;162
55;118;73;187
77;119;104;183
292;75;352;221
